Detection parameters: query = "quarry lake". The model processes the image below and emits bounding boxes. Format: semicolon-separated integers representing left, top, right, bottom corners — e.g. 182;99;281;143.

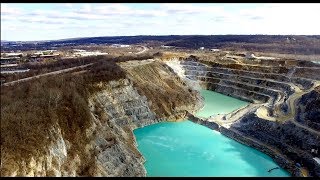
195;89;249;118
134;89;290;177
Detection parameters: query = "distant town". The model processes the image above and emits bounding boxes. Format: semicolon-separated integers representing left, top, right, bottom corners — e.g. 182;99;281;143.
0;43;144;77
2;35;320;85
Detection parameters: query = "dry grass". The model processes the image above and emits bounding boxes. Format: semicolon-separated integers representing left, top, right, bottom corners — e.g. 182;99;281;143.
3;54;154;83
123;61;200;118
153;51;188;61
254;52;320;61
0;59;127;169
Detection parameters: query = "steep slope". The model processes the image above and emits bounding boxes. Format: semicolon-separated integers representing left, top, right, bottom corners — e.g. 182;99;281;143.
120;59;203;122
165;54;320;177
1;59;203;176
295;86;320;131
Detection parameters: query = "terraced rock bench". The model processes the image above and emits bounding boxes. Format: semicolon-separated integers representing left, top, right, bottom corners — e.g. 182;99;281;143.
177;57;320;177
90;79;157;129
181;63;292;112
295;87;320;131
231;112;320;177
180;59;315;90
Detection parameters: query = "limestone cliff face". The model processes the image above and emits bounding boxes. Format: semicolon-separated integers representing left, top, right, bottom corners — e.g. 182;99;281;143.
1;60;203;177
169;55;320;177
1;79;148;177
296;86;320;131
120;60;204;122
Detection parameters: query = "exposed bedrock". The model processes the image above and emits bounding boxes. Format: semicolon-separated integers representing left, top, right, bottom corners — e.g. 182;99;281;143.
295;86;320;131
84;61;204;176
120;60;204;122
178;58;320;117
237;58;320;68
166;56;320;177
180;62;292;114
1;60;203;177
86;79;153;176
0;79;149;177
181;59;315;90
230;112;320;177
1;79;151;177
196;59;320;81
187;112;320;177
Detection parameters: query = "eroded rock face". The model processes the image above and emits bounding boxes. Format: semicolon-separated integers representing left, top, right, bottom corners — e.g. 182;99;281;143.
296;86;320;131
171;55;320;177
84;79;152;176
1;80;148;177
120;60;204;121
230;112;320;177
1;60;203;177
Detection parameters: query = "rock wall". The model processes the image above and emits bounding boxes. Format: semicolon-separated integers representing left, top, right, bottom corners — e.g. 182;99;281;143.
187;113;317;177
230;113;320;177
1;79;149;176
169;55;320;177
1;60;203;177
121;60;204;121
106;56;319;177
295;86;320;131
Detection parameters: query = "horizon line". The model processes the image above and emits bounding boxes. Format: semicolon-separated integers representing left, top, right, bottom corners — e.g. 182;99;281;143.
2;34;320;42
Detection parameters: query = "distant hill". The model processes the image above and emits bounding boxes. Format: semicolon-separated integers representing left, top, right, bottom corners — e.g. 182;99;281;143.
2;35;320;55
164;35;320;55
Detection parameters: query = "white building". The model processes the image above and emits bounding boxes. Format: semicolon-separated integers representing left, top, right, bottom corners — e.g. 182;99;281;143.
33;50;58;56
73;49;86;52
210;49;220;52
246;52;256;59
4;53;23;57
74;51;109;57
199;47;205;50
161;45;174;49
43;50;57;53
111;44;130;48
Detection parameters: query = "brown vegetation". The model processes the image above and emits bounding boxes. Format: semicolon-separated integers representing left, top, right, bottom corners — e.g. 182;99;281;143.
2;54;154;83
0;58;128;175
122;61;202;119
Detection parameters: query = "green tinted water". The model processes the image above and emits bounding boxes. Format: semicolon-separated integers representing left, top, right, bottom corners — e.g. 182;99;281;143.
196;89;249;118
133;89;290;177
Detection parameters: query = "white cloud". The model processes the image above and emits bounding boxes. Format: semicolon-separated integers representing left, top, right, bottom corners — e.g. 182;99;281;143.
1;3;320;41
92;3;166;17
161;3;224;14
242;4;320;34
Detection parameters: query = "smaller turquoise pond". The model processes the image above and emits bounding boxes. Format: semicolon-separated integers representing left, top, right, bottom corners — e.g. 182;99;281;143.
196;89;249;118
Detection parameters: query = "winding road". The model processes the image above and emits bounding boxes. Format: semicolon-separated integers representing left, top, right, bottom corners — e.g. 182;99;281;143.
135;45;148;54
255;81;320;136
2;63;94;86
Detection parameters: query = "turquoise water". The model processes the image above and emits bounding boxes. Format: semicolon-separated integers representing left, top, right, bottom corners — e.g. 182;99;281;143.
134;89;290;177
196;89;249;118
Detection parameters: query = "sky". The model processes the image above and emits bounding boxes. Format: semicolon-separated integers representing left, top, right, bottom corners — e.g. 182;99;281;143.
1;3;320;41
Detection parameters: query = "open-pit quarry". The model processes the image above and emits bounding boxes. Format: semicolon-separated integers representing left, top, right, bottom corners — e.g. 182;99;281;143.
1;52;320;177
164;53;320;177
